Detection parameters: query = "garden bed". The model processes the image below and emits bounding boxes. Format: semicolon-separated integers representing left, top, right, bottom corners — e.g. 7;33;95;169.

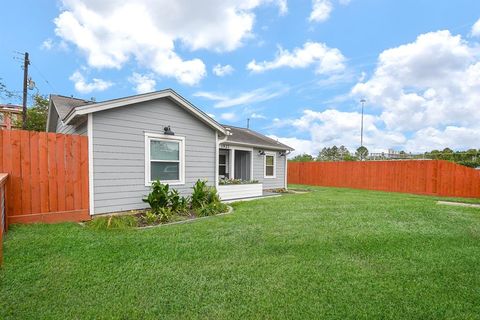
87;179;231;229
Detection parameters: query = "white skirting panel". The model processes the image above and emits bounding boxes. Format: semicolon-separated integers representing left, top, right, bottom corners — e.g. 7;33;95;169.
217;184;263;200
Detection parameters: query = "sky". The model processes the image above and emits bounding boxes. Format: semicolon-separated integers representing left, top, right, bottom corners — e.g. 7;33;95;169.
1;0;480;157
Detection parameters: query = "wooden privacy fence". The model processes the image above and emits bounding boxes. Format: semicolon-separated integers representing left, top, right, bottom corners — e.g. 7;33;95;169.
288;160;480;198
0;130;90;224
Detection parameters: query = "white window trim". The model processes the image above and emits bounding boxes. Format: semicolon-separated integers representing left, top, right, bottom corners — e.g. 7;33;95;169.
264;152;276;179
144;132;185;186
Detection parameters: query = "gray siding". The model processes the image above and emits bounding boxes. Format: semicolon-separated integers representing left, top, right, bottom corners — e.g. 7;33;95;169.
92;98;216;214
252;148;286;189
56;117;87;135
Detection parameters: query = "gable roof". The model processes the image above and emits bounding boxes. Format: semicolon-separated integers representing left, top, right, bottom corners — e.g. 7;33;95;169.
61;89;226;134
47;89;293;151
50;95;92;120
223;125;293;151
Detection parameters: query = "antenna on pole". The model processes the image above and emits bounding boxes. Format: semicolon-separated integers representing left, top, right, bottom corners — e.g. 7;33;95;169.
246;118;250;129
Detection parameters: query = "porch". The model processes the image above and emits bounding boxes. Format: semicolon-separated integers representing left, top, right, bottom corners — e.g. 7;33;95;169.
217;146;263;200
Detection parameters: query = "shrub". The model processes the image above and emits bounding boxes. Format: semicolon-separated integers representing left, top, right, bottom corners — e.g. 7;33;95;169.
191;179;221;209
143;181;171;214
169;190;190;214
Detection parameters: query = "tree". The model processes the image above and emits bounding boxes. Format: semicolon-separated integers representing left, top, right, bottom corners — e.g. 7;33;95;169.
290;153;314;162
338;145;352;161
14;94;49;131
0;78;19;100
356;146;369;160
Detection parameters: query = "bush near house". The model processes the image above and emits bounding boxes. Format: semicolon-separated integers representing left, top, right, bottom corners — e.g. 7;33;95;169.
88;180;229;229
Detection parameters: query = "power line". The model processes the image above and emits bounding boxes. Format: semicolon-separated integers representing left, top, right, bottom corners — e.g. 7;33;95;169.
30;61;56;92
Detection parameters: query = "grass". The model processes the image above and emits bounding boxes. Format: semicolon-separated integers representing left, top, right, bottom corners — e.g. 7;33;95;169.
1;186;480;319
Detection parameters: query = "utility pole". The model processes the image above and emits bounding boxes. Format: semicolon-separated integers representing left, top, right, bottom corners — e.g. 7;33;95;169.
246;118;250;129
22;52;30;129
360;99;366;147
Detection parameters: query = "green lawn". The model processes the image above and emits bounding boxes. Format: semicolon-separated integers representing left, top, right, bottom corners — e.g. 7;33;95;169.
1;186;480;319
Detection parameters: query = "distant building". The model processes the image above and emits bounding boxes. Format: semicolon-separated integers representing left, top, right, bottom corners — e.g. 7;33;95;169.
369;149;413;160
0;104;22;130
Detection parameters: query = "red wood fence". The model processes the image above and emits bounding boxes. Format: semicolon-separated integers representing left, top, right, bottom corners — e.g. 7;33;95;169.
288;160;480;198
0;130;90;224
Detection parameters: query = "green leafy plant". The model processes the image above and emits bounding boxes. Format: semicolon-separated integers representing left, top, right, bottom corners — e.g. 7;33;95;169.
196;202;229;217
158;207;173;223
144;210;158;224
192;179;221;209
219;178;259;185
191;179;209;209
177;196;191;215
143;180;171;214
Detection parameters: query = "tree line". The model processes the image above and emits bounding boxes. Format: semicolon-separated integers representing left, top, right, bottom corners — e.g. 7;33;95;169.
290;146;480;168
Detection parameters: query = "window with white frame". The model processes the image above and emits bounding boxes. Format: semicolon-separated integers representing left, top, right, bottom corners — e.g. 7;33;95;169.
145;133;185;185
264;152;276;178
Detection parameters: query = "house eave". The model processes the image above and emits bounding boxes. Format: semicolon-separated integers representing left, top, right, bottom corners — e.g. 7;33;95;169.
220;140;294;151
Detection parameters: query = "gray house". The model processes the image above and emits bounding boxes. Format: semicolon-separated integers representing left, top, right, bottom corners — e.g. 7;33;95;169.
46;89;293;215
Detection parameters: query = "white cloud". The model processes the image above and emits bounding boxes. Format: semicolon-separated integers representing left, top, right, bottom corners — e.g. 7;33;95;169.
276;0;288;15
128;73;156;94
405;126;480;152
472;18;480;37
69;70;113;94
41;38;53;50
54;0;286;85
309;0;350;23
221;112;237;121
351;30;480;151
309;0;333;22
247;42;346;74
268;135;316;157
212;64;234;77
194;85;289;108
273;30;480;154
272;109;405;155
250;112;267;119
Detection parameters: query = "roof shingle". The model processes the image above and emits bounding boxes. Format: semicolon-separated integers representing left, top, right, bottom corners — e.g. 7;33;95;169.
50;95;92;120
223;125;293;151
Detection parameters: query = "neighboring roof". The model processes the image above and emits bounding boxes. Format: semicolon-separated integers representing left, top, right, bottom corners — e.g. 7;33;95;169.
0;104;22;113
59;89;226;134
223;125;293;151
50;95;92;120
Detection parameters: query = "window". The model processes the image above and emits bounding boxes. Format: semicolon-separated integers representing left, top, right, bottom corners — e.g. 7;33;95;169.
219;154;227;176
264;152;276;178
145;133;185;185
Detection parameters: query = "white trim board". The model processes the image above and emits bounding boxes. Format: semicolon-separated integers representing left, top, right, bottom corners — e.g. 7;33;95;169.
87;113;95;215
